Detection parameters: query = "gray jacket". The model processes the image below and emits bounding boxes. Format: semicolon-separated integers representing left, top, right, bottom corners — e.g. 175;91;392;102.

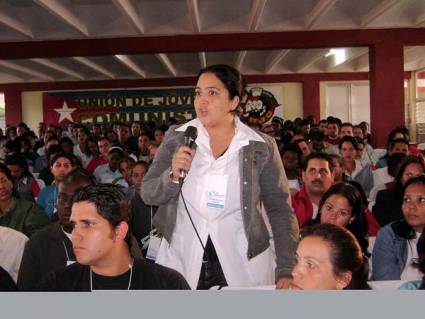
141;125;299;280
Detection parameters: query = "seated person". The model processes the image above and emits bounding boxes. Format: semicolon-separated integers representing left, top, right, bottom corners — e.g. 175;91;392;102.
346;180;381;237
34;136;60;173
117;157;135;187
37;144;62;186
373;155;425;226
18;168;95;291
339;136;373;197
93;146;127;186
372;175;425;281
291;223;369;290
329;154;345;183
37;184;189;291
376;137;409;169
37;152;77;219
309;129;326;153
86;136;110;174
324;117;341;146
280;143;302;194
16;135;39;169
133;133;151;163
5;154;41;201
130;161;157;254
292;152;334;227
310;182;369;255
369;153;406;209
0;164;49;238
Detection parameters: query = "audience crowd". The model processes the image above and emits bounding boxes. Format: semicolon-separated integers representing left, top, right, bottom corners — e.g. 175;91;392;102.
1;79;425;291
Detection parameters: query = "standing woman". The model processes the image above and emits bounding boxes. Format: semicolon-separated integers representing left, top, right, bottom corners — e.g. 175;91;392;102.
141;65;299;289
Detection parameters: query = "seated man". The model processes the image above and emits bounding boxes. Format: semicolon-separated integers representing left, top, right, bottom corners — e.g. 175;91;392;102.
37;184;189;291
93;146;127;186
37;152;77;219
291;152;334;227
18;168;95;291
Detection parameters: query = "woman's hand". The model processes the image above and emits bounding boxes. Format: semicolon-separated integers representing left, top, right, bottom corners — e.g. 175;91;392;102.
275;277;292;289
170;146;196;182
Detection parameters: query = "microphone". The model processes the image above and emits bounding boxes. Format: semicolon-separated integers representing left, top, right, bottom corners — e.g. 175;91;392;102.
179;126;198;184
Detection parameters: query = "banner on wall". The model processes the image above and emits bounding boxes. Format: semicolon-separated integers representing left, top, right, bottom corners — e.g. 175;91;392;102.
42;86;282;127
43;88;197;126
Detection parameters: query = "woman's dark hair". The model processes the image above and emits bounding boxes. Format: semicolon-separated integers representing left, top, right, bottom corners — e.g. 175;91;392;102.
301;223;370;289
4;153;32;178
0;163;14;183
78;126;90;137
60;136;74;147
49;152;79;167
134;160;150;172
389;138;409;152
394;155;425;195
0;163;17;198
392;174;425;239
354;136;365;147
338;135;359;151
413;231;425;289
387;126;409;148
316;182;369;255
197;64;246;99
387;153;407;178
280;142;302;164
45;144;63;161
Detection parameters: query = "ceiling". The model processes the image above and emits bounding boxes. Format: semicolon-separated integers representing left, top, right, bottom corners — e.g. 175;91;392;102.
1;0;425;84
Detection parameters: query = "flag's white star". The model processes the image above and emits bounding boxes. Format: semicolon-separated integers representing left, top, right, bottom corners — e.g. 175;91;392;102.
54;101;76;123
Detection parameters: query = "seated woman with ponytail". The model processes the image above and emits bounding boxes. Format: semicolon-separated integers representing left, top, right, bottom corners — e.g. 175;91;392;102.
291;223;370;290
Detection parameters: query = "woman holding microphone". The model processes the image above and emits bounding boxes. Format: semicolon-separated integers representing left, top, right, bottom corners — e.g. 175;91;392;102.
141;64;298;289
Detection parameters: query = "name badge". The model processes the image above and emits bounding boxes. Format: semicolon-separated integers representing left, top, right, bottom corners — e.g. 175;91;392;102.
206;174;228;209
146;233;162;262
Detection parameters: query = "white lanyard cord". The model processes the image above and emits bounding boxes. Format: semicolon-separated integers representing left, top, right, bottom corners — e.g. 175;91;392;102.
62;241;70;261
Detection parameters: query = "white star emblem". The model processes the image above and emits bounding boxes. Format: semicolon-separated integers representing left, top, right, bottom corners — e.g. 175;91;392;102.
54;101;76;123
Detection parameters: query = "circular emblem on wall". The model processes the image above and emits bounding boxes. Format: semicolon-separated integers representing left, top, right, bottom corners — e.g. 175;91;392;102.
239;87;280;125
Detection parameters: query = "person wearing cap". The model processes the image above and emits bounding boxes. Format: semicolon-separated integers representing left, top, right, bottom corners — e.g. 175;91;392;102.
93;146;128;187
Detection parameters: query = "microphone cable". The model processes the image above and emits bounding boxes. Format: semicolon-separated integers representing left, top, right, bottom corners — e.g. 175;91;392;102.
178;180;209;264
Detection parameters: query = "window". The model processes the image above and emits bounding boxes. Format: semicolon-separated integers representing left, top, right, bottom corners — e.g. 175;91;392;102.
324;82;370;124
415;69;425;143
